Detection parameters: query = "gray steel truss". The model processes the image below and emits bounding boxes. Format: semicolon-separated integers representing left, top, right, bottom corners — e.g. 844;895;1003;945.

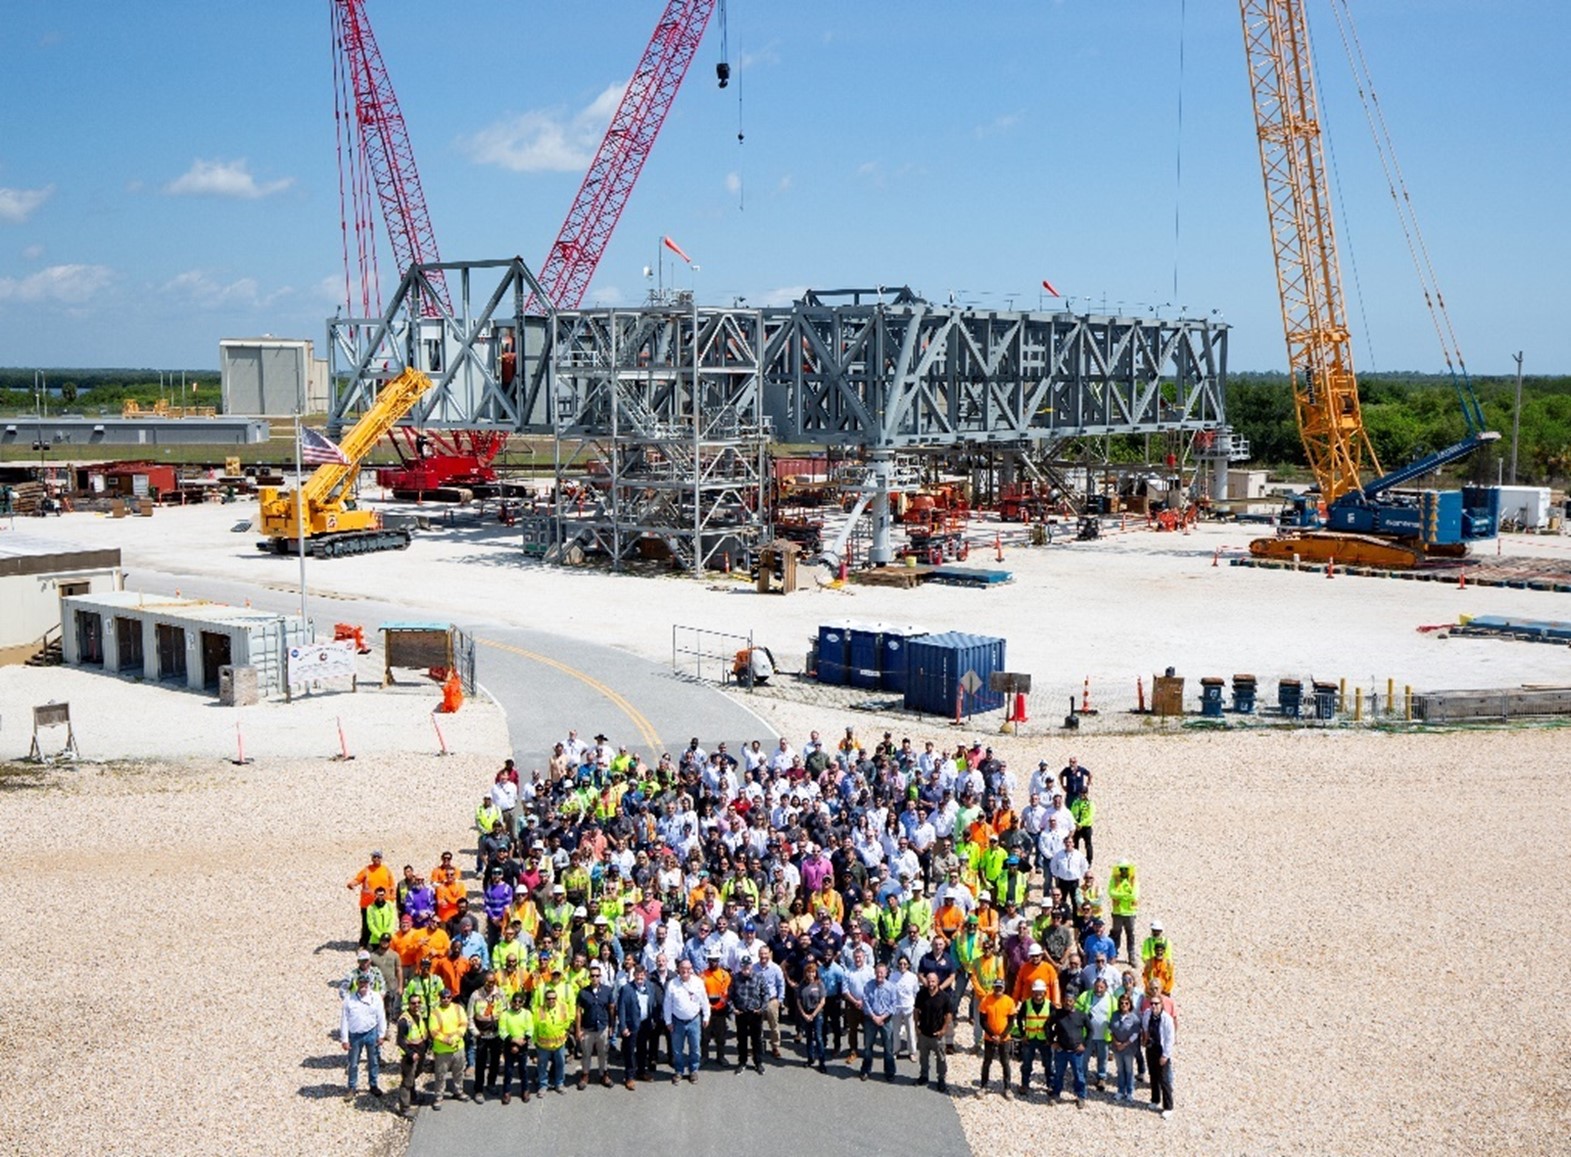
324;260;1230;570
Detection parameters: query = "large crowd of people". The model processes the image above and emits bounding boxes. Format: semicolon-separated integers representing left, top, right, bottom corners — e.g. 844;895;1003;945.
338;728;1177;1119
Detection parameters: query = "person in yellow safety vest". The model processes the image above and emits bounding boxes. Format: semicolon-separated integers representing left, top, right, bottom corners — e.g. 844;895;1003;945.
497;992;535;1103
533;987;574;1094
492;924;531;972
1069;792;1096;867
531;965;575;1014
722;872;760;913
1140;917;1172;964
811;880;842;925
496;955;533;1003
1079;873;1103;922
980;835;1009;893
476;797;503;837
968;940;1006;1050
609;747;634;776
1109;861;1139;964
904;885;934;939
876;895;907;959
561;859;592;903
1015;979;1055;1094
543;886;574;935
597;885;627;926
993;857;1030;909
426;988;469;1103
1075;976;1117;1090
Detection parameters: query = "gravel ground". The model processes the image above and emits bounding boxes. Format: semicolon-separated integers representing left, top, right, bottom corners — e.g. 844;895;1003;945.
739;694;1571;1155
0;745;502;1157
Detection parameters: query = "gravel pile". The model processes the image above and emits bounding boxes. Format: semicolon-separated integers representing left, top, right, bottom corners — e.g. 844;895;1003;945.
0;749;500;1157
740;694;1571;1155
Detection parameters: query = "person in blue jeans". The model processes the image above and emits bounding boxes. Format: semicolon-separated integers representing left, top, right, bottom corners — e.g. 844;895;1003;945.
1109;993;1142;1102
1048;997;1090;1107
797;960;827;1072
664;958;709;1082
339;976;388;1100
859;962;900;1081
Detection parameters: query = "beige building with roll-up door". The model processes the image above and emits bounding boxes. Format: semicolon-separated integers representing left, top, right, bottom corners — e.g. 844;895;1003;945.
0;535;123;665
59;592;311;696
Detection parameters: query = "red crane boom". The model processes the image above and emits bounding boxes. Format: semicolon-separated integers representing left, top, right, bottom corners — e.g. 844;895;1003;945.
331;0;448;315
529;0;718;311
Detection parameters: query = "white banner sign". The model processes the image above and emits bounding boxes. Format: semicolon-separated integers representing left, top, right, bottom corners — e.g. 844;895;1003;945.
287;640;357;689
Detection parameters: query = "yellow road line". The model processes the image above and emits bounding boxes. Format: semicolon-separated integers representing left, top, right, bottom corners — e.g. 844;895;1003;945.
477;637;664;753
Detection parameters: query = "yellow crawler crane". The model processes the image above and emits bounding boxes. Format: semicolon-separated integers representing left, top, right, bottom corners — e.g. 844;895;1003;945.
257;367;434;558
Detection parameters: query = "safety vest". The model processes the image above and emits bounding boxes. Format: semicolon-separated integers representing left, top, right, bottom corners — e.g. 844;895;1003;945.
398;1013;428;1054
1079;881;1103;916
1020;998;1053;1040
544;902;574;933
534;1002;573;1049
1070;797;1095;827
563;867;591;897
953;930;982;970
981;846;1008;885
497;966;532;1001
1141;934;1172;962
1074;989;1115;1039
532;978;573;1015
973;953;1004;992
994;871;1028;908
365;901;397;943
877;907;905;944
1109;869;1139;917
428;1004;467;1054
905;899;934;938
476;802;502;834
703;969;731;1010
404;974;443;1010
498;1007;535;1043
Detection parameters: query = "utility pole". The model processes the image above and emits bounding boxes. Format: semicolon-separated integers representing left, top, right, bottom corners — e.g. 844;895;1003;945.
1510;351;1524;485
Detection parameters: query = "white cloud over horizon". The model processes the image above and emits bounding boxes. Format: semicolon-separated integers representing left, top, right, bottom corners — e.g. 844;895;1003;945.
0;184;55;224
161;269;293;309
0;263;113;304
164;159;293;200
458;83;624;173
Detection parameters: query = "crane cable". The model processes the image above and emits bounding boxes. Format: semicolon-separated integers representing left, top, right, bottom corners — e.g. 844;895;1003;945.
1327;0;1482;429
719;0;745;210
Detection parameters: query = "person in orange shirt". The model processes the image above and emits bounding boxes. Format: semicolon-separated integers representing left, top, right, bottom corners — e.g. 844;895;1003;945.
429;851;459;884
434;871;467;924
977;976;1018;1098
973;894;1000;941
348;850;395;948
700;951;732;1067
1142;942;1175;994
1012;942;1060;1006
991;800;1017;838
389;914;429;969
423;920;452;964
934;894;965;938
431;941;474;999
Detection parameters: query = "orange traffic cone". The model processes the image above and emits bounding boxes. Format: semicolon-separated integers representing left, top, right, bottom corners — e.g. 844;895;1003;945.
1326;558;1336;579
1457;569;1466;589
994;533;1004;562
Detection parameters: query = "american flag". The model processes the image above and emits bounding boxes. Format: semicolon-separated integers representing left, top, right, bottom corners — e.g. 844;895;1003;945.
300;426;350;466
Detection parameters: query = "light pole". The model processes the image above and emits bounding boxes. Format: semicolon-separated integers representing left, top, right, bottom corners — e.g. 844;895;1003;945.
1510;351;1524;485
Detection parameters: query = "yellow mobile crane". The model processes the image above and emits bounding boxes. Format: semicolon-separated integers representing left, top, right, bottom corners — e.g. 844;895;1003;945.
1239;0;1499;568
257;366;434;558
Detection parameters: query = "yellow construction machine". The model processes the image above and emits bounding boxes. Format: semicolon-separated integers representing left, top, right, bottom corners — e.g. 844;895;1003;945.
257;367;434;558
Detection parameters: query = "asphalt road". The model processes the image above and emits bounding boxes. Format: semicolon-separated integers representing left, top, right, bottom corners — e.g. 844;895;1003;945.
405;1051;969;1157
131;571;776;762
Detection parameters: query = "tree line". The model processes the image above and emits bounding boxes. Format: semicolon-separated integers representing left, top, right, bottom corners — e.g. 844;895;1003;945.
0;368;218;414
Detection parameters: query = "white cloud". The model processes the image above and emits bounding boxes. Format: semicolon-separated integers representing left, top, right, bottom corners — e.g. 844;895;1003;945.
776;174;793;194
0;185;55;224
754;285;811;307
21;244;44;261
725;171;742;195
974;112;1022;139
458;83;625;173
0;263;112;304
161;269;292;309
164;159;293;200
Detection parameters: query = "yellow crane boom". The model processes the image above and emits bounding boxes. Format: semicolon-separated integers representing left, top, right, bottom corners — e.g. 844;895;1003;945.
1239;0;1380;505
257;366;434;558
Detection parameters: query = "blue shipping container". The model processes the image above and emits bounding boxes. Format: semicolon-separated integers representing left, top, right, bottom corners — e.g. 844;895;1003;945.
878;626;928;695
902;631;1007;716
816;622;851;686
847;623;884;689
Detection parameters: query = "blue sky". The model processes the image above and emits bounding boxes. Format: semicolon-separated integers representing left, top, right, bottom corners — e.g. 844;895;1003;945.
0;0;1565;374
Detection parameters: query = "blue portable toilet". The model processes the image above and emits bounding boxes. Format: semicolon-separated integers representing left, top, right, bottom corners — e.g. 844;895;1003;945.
902;631;1007;716
878;625;928;696
816;622;851;685
847;622;885;690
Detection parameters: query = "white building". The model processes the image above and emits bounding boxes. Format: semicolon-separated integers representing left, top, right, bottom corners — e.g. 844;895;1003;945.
0;533;123;665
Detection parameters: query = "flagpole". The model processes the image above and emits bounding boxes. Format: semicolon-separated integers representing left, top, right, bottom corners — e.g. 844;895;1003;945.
294;410;309;637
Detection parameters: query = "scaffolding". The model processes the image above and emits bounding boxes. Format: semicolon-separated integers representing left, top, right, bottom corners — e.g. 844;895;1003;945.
545;297;770;574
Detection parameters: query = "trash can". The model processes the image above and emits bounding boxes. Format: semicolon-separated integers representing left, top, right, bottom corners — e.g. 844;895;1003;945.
1278;678;1302;718
1312;681;1338;720
1199;677;1225;718
1232;674;1257;714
